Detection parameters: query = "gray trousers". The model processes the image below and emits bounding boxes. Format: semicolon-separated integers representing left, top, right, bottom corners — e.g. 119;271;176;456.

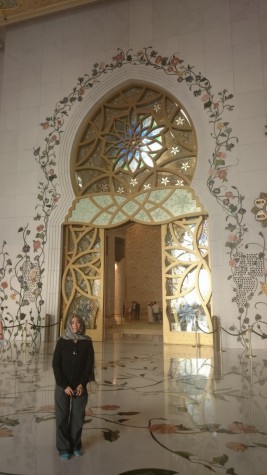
55;385;88;454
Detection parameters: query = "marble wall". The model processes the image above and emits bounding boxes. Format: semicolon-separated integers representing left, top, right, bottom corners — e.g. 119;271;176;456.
0;0;267;348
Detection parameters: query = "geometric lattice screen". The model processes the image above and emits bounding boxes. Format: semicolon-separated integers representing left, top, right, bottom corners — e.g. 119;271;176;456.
72;83;198;197
163;216;212;339
61;224;104;335
63;83;211;343
67;83;203;227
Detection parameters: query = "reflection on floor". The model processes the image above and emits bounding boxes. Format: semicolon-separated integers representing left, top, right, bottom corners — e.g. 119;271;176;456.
106;319;163;340
1;335;267;475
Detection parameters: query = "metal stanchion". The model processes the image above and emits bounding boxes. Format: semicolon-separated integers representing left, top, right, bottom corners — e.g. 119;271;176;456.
249;356;254;394
192;315;201;348
22;321;27;362
246;325;256;358
218;321;226;353
22;321;27;346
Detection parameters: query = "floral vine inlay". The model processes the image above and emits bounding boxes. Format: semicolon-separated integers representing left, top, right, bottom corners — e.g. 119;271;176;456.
0;46;264;346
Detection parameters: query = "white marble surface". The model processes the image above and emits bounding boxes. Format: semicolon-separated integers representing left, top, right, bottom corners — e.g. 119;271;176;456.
1;334;267;475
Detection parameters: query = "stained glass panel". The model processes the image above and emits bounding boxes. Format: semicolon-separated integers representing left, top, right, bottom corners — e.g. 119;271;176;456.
73;84;197;197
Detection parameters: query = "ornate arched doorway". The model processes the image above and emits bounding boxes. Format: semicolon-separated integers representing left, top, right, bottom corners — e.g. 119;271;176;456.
60;82;213;345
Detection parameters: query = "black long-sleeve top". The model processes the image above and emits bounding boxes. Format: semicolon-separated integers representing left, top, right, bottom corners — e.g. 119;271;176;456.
52;337;95;390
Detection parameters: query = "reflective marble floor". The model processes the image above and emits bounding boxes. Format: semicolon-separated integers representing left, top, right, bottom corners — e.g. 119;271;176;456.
1;334;267;475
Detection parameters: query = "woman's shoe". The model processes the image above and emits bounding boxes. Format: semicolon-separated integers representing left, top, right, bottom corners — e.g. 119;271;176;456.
60;452;70;460
73;450;81;457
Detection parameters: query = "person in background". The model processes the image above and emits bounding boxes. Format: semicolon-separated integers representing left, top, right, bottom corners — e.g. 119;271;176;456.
147;302;153;323
52;313;95;461
128;305;132;319
131;301;137;320
152;301;159;323
136;301;140;320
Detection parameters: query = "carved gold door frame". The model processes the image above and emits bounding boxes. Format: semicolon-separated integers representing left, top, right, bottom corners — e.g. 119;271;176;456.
162;216;213;345
61;214;213;345
61;83;213;344
61;224;104;341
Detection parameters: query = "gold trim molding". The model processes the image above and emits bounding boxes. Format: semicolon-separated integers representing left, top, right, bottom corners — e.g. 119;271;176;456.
0;0;111;26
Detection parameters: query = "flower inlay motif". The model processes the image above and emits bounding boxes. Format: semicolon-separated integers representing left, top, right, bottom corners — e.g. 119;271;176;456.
106;113;164;172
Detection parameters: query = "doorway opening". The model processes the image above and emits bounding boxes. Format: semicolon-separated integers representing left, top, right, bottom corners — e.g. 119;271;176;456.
61;215;212;344
104;223;162;334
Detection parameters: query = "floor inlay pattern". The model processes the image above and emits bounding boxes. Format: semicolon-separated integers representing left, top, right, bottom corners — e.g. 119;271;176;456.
0;337;267;475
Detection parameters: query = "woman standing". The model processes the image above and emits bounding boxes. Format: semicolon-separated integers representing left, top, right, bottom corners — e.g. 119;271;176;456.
52;313;95;460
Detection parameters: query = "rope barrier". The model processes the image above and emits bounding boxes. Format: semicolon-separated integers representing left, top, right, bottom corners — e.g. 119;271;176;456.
252;328;267;338
1;314;267;358
200;316;267;356
221;326;248;337
2;323;24;329
30;322;60;329
2;321;60;330
196;320;248;337
1;317;265;336
2;317;266;336
195;321;218;335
